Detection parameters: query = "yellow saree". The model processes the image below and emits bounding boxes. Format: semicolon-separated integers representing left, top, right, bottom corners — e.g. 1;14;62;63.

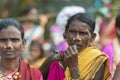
65;46;111;80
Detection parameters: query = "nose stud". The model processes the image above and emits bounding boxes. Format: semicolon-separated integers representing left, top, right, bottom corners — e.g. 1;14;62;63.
3;46;13;49
3;46;7;49
72;38;81;41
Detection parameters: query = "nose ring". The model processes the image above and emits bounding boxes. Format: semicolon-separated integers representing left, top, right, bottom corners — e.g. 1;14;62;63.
3;46;7;49
10;46;13;49
72;38;81;41
3;46;13;49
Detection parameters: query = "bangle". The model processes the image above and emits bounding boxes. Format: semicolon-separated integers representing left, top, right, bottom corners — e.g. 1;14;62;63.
70;77;80;80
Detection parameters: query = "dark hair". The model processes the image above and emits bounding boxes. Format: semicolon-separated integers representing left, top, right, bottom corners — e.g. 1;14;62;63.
0;18;24;39
24;7;36;15
116;14;120;29
65;13;95;35
30;40;44;58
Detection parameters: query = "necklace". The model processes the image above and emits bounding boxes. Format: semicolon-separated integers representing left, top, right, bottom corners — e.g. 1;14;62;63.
0;61;21;80
0;71;21;80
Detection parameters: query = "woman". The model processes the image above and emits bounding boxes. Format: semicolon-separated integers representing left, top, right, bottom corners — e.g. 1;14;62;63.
40;13;111;80
0;19;43;80
25;40;46;68
22;7;44;57
63;12;111;80
102;14;120;78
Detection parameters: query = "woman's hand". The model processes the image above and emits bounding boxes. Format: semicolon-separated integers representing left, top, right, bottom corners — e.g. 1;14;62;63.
64;45;80;79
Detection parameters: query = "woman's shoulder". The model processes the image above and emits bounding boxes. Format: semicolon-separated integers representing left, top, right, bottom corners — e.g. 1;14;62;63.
19;60;43;80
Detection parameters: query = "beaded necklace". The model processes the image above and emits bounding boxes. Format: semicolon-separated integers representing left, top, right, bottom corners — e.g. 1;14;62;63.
0;62;21;80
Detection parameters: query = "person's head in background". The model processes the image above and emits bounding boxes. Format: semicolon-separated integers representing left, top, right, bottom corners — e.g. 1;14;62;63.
24;7;38;22
98;7;113;21
55;6;86;31
63;13;96;52
29;40;44;61
115;14;120;40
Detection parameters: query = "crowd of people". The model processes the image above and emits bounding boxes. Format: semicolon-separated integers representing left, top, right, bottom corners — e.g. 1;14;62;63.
0;5;120;80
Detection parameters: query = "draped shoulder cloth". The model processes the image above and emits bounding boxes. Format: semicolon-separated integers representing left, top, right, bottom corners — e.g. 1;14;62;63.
65;46;111;80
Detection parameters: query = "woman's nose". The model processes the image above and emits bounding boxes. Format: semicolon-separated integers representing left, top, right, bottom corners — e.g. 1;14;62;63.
6;40;13;49
76;33;81;41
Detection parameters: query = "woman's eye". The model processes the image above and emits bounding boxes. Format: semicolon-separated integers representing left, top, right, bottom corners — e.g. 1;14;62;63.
69;30;76;34
80;32;88;35
0;39;7;42
11;38;20;42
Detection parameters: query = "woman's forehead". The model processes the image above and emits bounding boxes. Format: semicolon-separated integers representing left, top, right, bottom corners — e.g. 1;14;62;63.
0;26;21;38
69;20;91;31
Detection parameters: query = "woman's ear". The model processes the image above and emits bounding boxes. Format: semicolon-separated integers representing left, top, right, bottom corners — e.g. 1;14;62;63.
22;39;26;49
90;33;96;43
21;39;26;54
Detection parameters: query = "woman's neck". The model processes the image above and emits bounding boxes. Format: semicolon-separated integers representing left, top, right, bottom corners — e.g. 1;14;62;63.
0;58;19;74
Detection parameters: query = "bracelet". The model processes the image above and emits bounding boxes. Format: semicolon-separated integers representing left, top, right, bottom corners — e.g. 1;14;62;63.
70;77;80;80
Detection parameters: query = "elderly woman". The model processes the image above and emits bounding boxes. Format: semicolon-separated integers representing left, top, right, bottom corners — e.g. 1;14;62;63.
0;19;43;80
40;13;111;80
63;13;111;80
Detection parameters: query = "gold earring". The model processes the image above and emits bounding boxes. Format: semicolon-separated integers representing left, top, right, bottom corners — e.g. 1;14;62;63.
3;46;7;49
10;46;13;49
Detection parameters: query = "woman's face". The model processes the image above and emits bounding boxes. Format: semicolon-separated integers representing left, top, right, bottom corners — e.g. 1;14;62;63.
64;19;95;52
26;8;38;22
30;45;41;60
0;26;24;59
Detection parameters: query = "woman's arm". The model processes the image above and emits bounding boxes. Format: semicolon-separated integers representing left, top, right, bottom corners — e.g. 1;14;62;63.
94;64;105;80
39;53;55;80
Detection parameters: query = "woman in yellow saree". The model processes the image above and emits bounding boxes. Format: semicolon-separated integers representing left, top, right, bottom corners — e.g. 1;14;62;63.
63;13;111;80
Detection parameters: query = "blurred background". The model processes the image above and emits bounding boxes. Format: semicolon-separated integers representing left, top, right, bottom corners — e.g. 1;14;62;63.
0;0;119;39
0;0;120;70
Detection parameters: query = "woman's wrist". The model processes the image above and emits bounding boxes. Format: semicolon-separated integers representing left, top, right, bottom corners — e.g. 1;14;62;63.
69;66;80;79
